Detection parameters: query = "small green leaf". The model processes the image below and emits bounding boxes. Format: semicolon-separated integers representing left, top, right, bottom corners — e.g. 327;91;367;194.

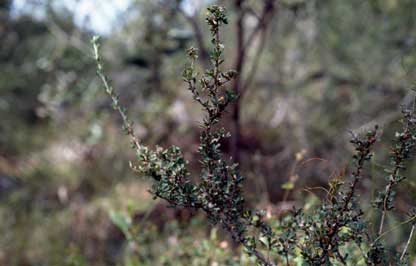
282;182;295;190
109;210;131;235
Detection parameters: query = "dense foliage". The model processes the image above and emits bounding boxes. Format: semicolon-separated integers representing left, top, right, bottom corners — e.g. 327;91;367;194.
92;5;416;266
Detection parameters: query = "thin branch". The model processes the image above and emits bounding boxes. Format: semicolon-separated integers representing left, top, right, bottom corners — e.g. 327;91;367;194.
373;215;416;244
243;0;278;52
92;37;141;151
241;0;279;96
243;242;277;266
378;112;415;235
241;24;268;95
400;224;415;261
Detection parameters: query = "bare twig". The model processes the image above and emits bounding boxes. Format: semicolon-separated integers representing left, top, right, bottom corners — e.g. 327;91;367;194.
400;224;415;261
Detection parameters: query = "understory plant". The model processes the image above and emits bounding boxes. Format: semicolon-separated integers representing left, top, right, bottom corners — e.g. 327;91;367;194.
91;5;416;266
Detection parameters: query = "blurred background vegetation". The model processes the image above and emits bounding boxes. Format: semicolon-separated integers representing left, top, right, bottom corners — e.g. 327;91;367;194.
1;0;416;265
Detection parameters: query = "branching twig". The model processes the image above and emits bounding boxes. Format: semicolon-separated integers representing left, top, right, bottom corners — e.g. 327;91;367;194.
377;108;416;235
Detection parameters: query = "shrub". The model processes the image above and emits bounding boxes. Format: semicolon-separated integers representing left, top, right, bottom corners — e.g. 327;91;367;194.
91;5;416;266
